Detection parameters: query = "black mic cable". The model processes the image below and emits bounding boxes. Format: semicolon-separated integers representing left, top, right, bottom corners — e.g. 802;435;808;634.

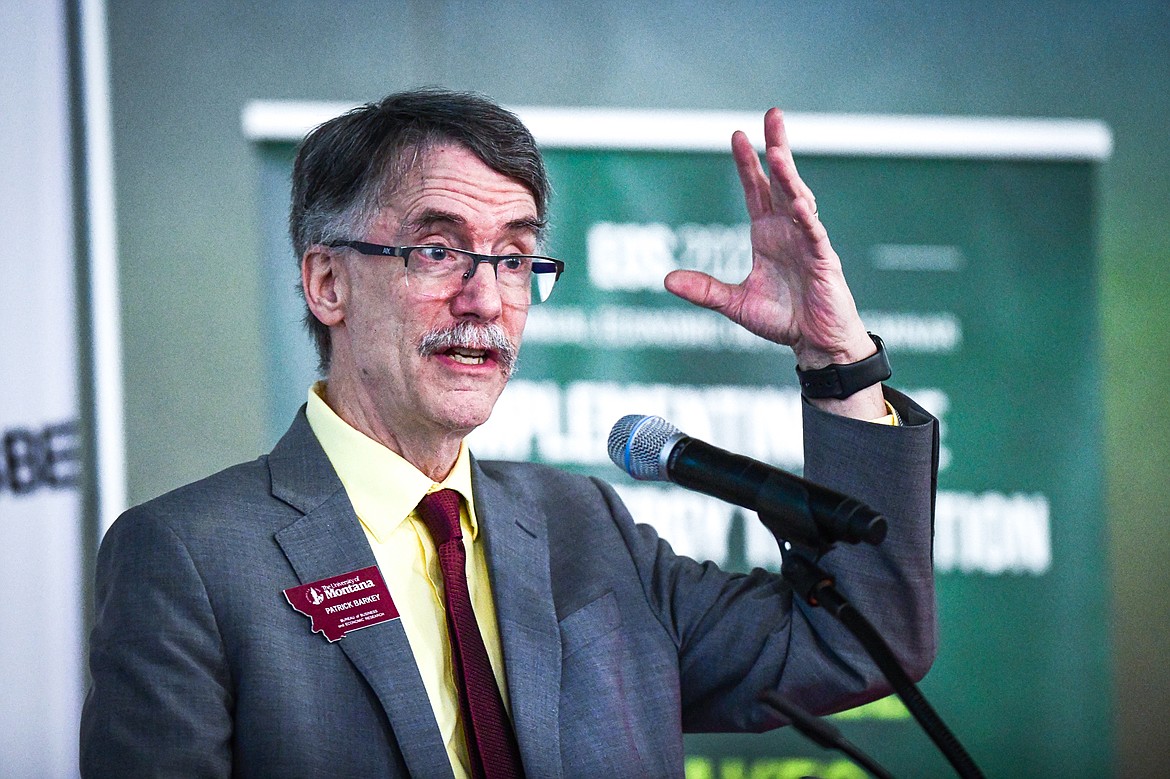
757;690;894;779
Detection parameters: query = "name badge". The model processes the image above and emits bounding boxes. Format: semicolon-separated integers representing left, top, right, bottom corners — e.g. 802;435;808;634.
283;566;398;642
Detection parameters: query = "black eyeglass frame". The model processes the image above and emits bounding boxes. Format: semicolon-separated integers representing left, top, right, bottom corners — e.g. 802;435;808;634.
326;240;565;284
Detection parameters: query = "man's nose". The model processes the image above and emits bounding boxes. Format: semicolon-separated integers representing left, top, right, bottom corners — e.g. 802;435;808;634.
451;260;503;318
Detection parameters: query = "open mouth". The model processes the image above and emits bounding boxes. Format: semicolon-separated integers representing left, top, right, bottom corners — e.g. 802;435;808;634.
445;346;490;366
419;321;518;377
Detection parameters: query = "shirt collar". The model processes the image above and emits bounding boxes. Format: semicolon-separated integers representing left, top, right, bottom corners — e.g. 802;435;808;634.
305;382;478;544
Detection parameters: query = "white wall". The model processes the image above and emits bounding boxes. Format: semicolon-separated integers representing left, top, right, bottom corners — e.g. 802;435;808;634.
0;1;84;775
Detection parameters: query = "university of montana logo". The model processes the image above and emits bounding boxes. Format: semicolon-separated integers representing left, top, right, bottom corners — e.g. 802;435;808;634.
283;567;398;642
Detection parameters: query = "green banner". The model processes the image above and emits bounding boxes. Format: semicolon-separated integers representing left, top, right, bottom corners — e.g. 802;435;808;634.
472;147;1110;778
258;128;1110;778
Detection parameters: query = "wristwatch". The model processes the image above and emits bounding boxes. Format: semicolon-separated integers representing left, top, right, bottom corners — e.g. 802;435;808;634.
795;333;891;400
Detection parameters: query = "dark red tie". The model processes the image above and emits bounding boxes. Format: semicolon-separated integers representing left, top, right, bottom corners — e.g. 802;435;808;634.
416;489;524;779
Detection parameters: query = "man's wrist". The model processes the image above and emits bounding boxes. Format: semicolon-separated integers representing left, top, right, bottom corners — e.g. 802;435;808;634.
796;333;891;400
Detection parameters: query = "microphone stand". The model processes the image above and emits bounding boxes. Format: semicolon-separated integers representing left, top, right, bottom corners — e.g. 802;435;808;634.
779;549;985;779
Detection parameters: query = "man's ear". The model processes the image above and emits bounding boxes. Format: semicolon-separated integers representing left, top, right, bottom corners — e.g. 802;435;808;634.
302;246;347;327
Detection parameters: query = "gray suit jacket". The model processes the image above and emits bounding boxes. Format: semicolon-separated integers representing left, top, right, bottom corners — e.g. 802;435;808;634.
81;389;937;778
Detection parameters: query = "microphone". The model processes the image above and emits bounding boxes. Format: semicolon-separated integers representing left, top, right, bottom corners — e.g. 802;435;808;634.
607;414;887;548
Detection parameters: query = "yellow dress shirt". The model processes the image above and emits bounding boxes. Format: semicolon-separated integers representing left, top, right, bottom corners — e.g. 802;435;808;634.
305;384;510;779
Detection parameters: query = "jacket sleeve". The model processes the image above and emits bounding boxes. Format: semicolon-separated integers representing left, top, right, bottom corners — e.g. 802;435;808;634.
80;506;234;778
787;386;939;700
604;385;938;732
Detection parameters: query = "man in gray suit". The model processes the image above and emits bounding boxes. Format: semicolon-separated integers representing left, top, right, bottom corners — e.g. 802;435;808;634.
81;89;937;777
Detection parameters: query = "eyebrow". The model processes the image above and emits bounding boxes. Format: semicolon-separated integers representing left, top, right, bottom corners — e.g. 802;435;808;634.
404;208;547;241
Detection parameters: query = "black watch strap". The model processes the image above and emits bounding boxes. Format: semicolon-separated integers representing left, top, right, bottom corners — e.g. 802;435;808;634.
796;333;891;400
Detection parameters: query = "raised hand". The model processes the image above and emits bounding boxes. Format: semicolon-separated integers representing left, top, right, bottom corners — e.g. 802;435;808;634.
664;108;885;418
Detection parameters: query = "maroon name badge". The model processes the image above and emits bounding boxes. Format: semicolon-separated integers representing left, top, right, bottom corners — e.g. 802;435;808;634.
283;566;399;642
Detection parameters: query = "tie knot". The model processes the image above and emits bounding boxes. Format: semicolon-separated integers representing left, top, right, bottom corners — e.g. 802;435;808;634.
417;488;463;545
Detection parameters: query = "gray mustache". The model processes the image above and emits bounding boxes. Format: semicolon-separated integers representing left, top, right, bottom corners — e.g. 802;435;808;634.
417;321;518;376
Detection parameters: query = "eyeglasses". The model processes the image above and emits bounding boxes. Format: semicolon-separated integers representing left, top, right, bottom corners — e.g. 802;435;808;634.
327;240;564;305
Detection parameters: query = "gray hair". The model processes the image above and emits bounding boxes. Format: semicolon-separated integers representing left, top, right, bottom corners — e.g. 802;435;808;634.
289;87;550;372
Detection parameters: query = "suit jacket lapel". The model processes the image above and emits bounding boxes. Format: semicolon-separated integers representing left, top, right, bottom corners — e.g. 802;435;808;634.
472;459;563;779
269;410;455;779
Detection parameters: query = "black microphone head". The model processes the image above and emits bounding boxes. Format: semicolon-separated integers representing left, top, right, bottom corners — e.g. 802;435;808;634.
607;414;683;481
